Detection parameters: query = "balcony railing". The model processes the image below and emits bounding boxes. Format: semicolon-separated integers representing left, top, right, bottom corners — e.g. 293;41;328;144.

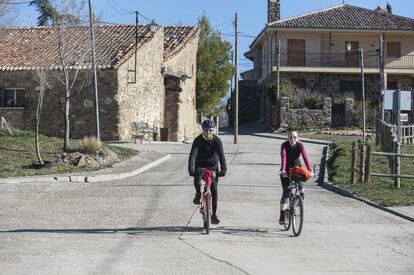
276;52;414;69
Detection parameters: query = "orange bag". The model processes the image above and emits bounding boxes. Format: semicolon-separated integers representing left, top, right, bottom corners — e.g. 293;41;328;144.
289;166;313;181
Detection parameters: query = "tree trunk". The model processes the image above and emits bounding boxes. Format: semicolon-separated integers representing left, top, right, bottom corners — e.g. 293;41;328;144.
64;95;70;151
35;73;45;165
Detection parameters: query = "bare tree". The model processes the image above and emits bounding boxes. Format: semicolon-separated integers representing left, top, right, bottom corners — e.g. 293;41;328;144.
33;68;47;165
55;22;89;151
42;0;90;152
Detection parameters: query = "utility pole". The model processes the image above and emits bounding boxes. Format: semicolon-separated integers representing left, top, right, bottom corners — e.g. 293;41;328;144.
234;12;239;144
88;0;100;140
276;39;280;128
395;89;401;189
360;48;366;142
230;50;234;127
379;35;385;121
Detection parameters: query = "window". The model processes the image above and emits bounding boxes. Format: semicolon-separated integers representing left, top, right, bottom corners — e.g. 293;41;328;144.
0;88;25;107
387;81;398;90
291;79;306;89
387;42;401;58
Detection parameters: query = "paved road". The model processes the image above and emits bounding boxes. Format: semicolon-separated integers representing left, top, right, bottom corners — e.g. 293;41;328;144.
0;125;413;274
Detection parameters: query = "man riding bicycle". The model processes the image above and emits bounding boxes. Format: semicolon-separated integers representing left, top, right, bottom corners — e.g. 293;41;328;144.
188;119;227;225
279;131;313;224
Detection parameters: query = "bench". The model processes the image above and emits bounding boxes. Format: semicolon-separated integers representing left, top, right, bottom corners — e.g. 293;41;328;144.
131;121;158;143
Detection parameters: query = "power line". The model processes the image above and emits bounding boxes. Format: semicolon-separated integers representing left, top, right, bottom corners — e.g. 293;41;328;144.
213;18;234;30
0;1;32;4
106;0;132;16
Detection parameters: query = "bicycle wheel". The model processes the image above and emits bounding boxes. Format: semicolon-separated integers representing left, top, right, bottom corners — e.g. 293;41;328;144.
204;193;211;234
283;209;291;231
292;195;304;237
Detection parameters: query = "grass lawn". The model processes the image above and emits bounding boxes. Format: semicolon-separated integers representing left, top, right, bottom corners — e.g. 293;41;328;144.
328;141;414;206
0;130;138;178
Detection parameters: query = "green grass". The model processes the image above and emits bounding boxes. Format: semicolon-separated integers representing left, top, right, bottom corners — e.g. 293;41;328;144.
0;130;138;178
328;141;414;206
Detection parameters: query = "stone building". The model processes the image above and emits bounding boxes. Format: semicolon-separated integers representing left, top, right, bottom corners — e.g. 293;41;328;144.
244;0;414;128
0;24;199;141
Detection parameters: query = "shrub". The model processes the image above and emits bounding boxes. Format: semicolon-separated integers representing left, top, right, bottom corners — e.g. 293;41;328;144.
303;96;321;109
79;136;103;155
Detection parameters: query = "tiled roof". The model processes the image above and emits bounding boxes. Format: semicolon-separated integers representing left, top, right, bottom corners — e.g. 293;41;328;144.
268;4;414;31
0;24;198;71
0;25;156;71
164;26;199;60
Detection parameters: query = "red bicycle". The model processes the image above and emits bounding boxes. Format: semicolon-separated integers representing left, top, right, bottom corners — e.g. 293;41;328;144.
199;168;216;234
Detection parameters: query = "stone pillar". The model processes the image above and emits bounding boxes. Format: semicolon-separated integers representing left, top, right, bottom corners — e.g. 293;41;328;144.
280;96;289;128
345;98;355;127
323;97;332;127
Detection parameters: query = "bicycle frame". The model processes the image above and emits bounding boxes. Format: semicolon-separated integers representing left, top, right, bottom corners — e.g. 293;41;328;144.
199;168;216;234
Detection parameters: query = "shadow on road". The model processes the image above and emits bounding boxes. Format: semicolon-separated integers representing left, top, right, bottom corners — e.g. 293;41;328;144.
0;226;201;235
0;225;291;238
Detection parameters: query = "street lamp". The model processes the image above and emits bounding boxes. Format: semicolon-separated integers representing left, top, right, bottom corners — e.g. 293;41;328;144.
346;41;366;142
149;20;158;33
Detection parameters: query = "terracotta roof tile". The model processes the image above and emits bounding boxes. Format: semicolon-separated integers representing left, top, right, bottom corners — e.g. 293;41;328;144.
269;4;414;31
0;24;198;71
164;26;199;60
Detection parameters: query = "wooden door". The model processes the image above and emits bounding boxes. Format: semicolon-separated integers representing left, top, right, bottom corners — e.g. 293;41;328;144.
345;41;359;67
288;39;305;66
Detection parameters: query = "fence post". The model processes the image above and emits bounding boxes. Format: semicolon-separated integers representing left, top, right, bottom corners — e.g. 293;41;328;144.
351;141;357;184
365;145;372;183
359;143;365;183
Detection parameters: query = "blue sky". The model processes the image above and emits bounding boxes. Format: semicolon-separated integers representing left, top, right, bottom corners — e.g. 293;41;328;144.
10;0;414;72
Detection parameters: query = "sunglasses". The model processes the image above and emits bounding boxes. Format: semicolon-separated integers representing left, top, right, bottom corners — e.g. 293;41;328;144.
203;128;214;132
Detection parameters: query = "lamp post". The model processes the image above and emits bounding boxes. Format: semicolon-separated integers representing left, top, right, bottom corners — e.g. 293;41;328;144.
346;42;366;142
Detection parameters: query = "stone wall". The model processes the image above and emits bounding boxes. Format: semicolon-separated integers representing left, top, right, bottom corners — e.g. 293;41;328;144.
0;107;25;129
117;28;165;140
0;70;120;140
280;96;332;128
163;34;199;141
238;80;260;123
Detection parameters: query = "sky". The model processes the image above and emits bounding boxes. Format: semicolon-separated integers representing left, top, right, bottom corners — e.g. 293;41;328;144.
6;0;414;72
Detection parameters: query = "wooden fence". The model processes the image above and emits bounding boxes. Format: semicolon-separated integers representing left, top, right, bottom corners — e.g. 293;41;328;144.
351;142;414;188
376;120;414;149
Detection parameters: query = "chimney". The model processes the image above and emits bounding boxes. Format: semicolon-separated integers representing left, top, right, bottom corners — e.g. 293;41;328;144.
268;0;281;23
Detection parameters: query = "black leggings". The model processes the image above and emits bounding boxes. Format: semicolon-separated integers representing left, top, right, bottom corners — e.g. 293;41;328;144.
194;171;218;215
280;175;304;204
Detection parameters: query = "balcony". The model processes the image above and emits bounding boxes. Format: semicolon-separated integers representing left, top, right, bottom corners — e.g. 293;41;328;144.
273;51;414;73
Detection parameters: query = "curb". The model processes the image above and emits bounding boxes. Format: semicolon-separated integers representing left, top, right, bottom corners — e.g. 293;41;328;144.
0;154;172;184
318;145;414;223
319;181;414;223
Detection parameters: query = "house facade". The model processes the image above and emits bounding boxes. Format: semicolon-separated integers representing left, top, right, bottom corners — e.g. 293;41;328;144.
0;24;199;141
245;0;414;127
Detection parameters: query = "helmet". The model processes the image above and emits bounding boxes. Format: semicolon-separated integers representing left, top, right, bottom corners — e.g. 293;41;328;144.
201;119;215;129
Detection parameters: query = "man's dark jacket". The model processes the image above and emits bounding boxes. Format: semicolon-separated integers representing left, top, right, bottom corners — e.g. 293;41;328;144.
188;134;227;174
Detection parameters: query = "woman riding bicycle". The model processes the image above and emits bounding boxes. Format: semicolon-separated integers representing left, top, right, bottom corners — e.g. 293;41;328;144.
279;131;313;224
188;119;227;225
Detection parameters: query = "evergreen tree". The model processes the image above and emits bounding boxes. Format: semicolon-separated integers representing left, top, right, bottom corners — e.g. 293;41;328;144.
30;0;59;26
196;14;234;116
386;2;393;13
30;0;83;26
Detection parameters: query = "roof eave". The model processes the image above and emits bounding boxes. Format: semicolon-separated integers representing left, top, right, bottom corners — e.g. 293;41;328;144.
272;27;414;33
